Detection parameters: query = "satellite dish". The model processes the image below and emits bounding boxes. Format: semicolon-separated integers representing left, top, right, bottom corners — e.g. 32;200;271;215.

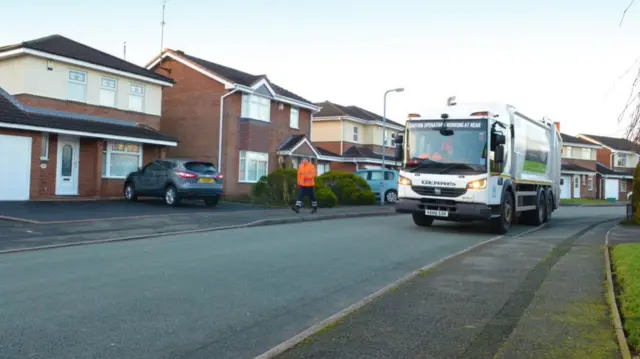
447;96;457;106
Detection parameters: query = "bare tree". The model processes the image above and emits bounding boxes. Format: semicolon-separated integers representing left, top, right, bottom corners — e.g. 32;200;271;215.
619;0;640;143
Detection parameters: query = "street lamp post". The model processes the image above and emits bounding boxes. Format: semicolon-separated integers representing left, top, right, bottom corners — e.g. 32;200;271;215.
380;87;404;205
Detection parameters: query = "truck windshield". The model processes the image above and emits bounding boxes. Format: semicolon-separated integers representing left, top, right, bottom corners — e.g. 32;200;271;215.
404;119;489;174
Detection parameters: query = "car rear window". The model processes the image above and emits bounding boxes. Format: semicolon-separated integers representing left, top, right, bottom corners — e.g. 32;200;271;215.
184;162;217;174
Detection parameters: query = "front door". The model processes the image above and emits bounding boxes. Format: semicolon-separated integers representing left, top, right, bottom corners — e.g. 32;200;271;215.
55;136;80;195
572;175;581;199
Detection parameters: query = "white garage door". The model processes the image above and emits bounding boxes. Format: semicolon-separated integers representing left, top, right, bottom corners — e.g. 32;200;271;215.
605;179;619;201
560;175;572;199
0;134;32;201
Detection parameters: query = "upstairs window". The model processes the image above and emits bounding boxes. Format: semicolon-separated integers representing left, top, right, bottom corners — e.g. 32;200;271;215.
241;94;271;122
129;84;145;112
68;70;87;102
100;77;117;107
290;107;299;128
353;126;359;142
616;154;627;167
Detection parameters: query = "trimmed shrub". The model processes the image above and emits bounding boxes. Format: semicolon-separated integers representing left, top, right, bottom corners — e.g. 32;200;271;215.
251;169;376;207
318;171;376;205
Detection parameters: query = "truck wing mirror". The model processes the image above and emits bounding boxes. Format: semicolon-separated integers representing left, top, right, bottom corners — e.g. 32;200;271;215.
494;133;506;146
560;178;564;185
394;144;404;162
495;145;505;163
393;134;404;145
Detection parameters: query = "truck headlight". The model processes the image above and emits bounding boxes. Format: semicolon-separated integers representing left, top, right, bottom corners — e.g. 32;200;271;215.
398;176;412;186
467;179;487;189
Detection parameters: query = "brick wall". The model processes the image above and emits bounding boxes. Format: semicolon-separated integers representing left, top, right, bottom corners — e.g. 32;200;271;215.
596;147;612;168
14;94;162;130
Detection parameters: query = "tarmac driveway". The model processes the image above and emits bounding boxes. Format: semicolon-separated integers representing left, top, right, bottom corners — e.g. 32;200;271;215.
0;199;273;223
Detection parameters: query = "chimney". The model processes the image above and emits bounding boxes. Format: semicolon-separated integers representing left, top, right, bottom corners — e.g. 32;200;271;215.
554;122;560;132
407;113;421;119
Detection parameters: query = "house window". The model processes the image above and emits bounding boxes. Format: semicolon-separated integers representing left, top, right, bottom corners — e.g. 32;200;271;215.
616;154;627;167
317;163;330;176
68;70;87;102
100;77;117;107
239;151;268;182
587;176;593;191
581;148;591;160
562;146;571;159
129;84;145;112
101;141;143;178
40;133;49;160
353;126;359;142
241;94;271;122
621;180;627;192
290;107;299;129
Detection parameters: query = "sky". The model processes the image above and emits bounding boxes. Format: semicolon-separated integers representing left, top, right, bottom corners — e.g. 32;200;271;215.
2;0;640;138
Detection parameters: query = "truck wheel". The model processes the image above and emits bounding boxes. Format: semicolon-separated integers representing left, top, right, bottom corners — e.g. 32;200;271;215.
491;192;513;234
544;190;553;222
412;213;434;227
531;190;546;226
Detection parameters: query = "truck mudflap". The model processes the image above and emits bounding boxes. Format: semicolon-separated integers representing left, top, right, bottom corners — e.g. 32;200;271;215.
395;198;493;221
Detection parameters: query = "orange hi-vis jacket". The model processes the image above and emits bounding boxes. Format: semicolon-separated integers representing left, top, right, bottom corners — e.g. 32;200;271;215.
297;162;316;187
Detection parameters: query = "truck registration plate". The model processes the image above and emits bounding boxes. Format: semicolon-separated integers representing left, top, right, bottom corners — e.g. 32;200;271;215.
425;209;449;217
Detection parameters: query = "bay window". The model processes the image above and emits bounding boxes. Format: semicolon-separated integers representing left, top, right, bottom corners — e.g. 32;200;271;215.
102;141;143;178
317;162;330;176
241;94;271;122
239;151;268;182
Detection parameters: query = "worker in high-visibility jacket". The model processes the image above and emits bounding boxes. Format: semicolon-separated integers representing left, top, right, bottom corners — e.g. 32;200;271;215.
293;157;318;214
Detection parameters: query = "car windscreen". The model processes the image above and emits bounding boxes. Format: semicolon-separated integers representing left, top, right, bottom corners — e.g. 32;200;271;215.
184;162;217;175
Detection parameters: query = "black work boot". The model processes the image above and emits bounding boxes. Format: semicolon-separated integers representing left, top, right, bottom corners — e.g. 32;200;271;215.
292;204;300;214
311;206;318;214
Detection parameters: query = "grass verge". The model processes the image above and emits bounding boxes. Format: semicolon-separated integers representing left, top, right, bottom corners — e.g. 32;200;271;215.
611;243;640;354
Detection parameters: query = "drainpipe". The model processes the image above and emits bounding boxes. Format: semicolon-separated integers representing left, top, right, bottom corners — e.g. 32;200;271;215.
340;117;344;155
218;88;240;173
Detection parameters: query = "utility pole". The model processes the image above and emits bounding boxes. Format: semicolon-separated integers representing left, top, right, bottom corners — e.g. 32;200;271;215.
160;0;168;52
123;41;127;60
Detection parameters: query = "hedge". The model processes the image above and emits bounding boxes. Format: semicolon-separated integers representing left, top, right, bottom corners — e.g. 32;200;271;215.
251;169;376;207
632;162;640;221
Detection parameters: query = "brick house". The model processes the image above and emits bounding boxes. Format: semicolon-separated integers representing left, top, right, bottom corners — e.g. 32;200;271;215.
0;35;177;201
559;133;601;200
311;101;404;172
577;134;638;201
145;50;321;196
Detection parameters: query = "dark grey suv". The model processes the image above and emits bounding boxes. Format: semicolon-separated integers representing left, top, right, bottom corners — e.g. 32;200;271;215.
123;159;224;206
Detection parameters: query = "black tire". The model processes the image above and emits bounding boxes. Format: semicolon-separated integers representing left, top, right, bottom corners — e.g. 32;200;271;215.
530;190;546;226
385;190;398;203
544;190;553;223
412;213;434;227
491;192;514;234
204;196;220;207
164;185;181;206
124;183;137;201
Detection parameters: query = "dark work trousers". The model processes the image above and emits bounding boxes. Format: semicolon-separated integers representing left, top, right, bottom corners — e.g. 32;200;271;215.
296;186;317;208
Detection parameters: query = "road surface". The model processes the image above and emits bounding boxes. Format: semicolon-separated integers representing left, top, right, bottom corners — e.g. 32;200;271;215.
0;206;624;359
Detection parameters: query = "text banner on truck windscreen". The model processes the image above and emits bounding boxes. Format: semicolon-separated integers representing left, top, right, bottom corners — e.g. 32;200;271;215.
406;119;488;130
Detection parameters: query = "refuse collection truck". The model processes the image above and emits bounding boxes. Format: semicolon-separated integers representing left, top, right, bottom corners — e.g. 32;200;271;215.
393;102;562;234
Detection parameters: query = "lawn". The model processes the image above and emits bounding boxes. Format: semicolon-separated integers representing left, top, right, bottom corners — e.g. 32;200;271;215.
611;244;640;352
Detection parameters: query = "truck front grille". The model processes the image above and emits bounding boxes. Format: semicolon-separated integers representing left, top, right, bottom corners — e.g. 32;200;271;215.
411;186;467;198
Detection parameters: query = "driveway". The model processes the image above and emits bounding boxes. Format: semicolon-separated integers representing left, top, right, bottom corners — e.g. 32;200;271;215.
0;199;273;223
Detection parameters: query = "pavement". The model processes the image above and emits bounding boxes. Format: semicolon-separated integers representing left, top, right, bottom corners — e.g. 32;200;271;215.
607;223;640;245
0;206;627;359
275;208;624;359
0;204;397;252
